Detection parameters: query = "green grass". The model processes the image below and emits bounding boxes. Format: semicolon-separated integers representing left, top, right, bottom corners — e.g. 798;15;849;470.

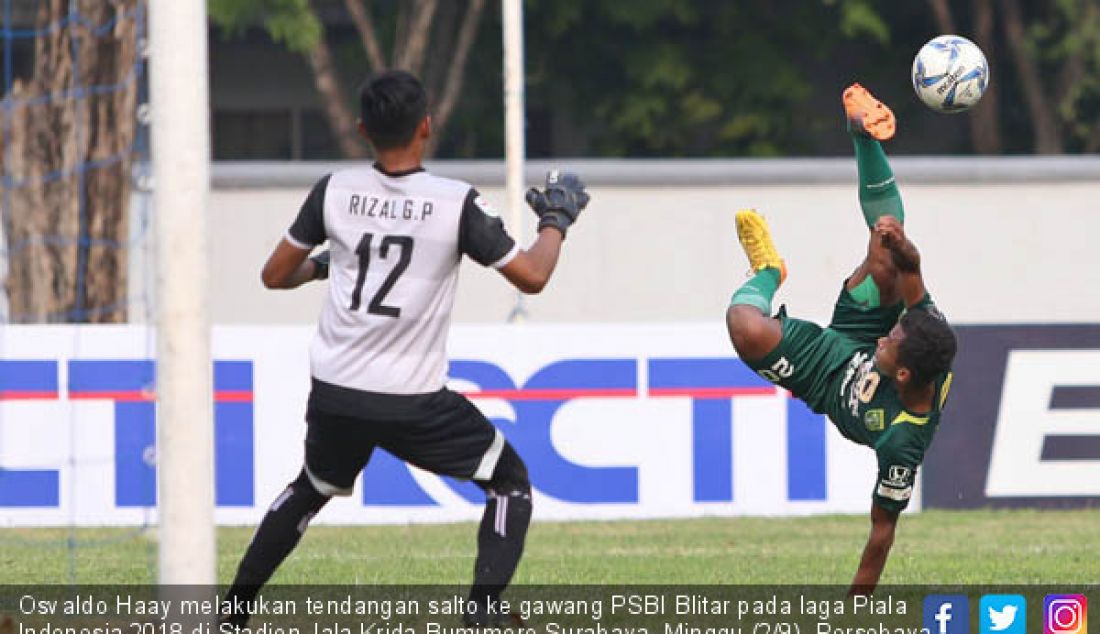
2;510;1097;585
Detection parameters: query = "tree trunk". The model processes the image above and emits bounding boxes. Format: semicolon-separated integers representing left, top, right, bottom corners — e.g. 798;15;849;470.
305;28;368;159
999;0;1064;153
927;0;957;33
344;0;386;73
2;0;137;323
969;0;1003;153
305;0;485;158
423;1;459;95
426;0;486;157
393;0;439;75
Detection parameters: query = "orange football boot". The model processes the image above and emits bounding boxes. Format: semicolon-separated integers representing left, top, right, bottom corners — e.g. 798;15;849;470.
843;82;896;141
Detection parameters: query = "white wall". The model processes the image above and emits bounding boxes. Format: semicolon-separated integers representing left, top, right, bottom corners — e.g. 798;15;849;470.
201;158;1100;326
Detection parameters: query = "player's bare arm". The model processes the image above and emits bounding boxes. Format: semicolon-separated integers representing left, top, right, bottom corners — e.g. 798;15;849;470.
260;239;326;289
849;503;899;595
499;227;564;294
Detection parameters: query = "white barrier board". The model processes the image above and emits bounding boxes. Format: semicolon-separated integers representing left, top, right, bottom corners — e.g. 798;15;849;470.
0;324;885;526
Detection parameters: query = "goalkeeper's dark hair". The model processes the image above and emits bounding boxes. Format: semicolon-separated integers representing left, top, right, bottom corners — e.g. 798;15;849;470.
898;308;957;386
358;70;428;150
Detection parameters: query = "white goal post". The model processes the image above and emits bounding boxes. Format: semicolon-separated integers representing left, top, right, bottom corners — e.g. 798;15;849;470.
149;0;215;585
502;0;527;321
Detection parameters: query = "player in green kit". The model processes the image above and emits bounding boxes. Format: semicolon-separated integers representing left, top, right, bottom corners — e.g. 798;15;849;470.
724;84;957;594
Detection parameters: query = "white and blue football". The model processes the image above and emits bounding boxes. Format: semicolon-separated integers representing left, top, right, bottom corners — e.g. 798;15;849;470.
912;35;989;113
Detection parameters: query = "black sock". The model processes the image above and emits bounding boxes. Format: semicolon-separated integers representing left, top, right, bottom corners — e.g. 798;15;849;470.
468;489;532;610
224;470;329;618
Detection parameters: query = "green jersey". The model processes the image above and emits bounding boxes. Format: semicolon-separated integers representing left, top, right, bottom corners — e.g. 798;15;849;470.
825;348;953;512
743;287;953;512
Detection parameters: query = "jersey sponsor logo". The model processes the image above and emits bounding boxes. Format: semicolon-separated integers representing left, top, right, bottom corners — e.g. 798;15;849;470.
887;465;913;486
841;352;874;417
474;195;499;218
877;464;914;502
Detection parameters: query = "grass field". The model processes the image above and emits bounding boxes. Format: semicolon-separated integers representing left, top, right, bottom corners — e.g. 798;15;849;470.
2;509;1097;585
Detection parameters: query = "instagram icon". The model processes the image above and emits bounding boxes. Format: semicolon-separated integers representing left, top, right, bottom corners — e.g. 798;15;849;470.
1045;595;1088;634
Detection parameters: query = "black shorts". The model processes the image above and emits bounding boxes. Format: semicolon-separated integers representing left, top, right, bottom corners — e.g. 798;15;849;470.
302;379;503;497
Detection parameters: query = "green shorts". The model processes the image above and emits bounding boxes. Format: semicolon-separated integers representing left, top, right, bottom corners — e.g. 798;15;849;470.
742;282;904;413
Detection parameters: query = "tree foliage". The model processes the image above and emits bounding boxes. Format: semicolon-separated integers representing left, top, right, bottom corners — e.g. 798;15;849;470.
208;0;1100;157
209;0;488;158
208;0;322;54
524;0;883;156
1027;0;1100;151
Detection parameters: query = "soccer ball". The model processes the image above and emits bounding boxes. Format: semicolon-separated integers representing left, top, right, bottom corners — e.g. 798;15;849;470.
911;35;989;113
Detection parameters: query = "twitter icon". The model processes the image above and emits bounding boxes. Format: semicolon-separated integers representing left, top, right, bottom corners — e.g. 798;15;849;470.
981;595;1027;634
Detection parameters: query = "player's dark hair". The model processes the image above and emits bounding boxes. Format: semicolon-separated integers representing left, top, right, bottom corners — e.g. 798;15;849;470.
897;308;957;386
358;70;428;150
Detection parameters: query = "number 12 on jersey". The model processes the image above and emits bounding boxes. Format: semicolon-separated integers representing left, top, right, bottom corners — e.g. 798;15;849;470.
349;232;414;317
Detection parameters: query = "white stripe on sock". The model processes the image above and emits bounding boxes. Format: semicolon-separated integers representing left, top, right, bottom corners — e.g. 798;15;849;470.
297;511;317;534
269;487;294;512
496;495;508;537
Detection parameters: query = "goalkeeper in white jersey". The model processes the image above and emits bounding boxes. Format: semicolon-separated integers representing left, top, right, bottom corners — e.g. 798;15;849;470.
222;70;590;627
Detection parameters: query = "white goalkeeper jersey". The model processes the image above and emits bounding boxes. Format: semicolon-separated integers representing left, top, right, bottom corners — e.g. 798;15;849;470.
285;164;518;395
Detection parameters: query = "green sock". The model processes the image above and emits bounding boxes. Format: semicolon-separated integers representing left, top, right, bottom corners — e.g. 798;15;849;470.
851;130;904;228
730;267;781;315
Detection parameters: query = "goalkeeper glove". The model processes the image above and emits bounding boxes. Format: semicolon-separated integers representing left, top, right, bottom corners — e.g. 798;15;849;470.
525;170;590;238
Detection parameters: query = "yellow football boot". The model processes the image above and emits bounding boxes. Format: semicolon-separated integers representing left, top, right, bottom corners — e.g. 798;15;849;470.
735;209;787;284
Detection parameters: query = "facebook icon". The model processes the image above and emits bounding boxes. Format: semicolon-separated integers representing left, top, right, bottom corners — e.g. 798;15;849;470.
924;595;971;634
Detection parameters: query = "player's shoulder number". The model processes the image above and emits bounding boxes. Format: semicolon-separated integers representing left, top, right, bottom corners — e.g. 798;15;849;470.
758;356;795;384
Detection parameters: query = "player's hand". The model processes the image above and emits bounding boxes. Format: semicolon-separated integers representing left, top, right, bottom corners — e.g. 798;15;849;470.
310;250;331;280
875;217;920;273
525;170;590;238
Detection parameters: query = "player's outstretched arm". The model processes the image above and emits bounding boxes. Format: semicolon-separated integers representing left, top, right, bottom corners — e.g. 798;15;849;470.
848;503;899;596
875;216;927;307
261;239;328;289
499;228;564;294
498;170;590;294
